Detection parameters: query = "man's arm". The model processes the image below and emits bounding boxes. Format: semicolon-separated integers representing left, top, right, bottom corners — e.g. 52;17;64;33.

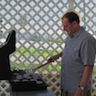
74;65;93;96
80;65;93;87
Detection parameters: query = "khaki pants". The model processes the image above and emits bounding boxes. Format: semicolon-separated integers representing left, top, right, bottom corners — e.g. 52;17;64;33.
61;90;91;96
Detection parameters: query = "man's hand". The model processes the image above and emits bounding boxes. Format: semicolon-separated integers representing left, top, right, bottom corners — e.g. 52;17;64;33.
47;51;63;63
47;54;59;62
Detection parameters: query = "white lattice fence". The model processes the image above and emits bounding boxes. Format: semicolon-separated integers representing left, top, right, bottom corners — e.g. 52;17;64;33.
41;74;96;96
0;0;96;96
0;80;11;96
74;0;96;36
92;75;96;96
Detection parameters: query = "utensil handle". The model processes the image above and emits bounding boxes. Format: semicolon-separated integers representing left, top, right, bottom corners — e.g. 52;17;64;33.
36;62;50;69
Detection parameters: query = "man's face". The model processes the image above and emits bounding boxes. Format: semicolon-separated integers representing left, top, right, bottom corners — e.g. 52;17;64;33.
62;17;74;35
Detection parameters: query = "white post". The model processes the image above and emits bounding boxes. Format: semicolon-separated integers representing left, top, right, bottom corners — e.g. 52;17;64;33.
68;0;74;10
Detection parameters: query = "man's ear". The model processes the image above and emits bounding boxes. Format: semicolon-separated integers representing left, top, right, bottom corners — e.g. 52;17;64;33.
72;21;77;27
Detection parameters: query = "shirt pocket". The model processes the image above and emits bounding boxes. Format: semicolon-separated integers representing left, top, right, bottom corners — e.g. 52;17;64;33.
68;47;80;60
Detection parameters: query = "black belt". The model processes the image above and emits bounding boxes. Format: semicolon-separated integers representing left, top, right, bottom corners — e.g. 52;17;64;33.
61;91;73;96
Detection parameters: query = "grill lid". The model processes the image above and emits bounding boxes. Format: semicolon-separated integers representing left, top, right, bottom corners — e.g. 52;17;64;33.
0;30;16;80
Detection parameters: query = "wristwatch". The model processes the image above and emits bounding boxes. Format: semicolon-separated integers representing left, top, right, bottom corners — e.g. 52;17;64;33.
78;85;85;91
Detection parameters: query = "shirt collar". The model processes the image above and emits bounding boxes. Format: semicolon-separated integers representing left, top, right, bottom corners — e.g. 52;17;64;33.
69;27;84;38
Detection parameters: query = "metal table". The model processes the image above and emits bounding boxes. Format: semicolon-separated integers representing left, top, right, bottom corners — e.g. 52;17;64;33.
12;90;56;96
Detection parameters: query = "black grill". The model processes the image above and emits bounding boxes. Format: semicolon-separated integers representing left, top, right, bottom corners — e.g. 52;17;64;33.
0;30;47;91
10;70;47;91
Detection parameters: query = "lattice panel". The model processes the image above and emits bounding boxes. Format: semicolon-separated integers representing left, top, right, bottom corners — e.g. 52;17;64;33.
74;0;96;37
42;74;96;96
0;0;68;71
0;0;96;96
92;75;96;96
0;80;11;96
41;73;61;96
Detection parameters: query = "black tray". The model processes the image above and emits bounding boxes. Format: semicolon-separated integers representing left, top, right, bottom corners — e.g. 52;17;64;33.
10;70;47;91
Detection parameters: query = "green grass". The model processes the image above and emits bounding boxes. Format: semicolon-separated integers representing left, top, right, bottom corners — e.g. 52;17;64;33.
12;46;96;74
11;46;62;71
